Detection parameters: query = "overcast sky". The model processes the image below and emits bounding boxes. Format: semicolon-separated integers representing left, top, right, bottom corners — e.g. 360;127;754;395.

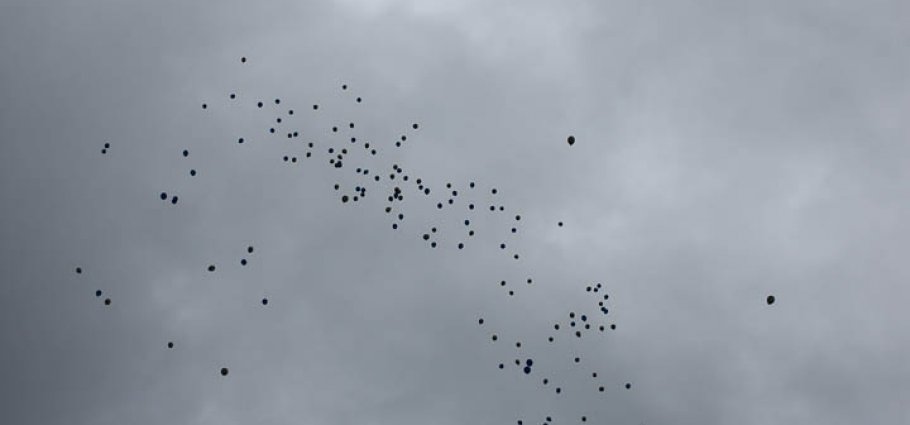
2;1;910;424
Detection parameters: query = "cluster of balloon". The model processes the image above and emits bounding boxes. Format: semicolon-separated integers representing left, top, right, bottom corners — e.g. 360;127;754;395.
75;266;112;306
76;55;778;423
159;191;178;205
241;245;253;266
181;149;197;176
485;280;627;418
205;245;258;295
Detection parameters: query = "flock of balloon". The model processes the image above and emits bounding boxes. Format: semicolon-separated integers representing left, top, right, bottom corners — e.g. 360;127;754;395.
78;56;777;424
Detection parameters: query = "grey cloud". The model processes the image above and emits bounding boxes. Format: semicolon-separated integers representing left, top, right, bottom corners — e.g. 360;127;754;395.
1;1;909;424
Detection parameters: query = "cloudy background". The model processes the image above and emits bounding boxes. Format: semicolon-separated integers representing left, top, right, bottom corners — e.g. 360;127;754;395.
2;0;909;424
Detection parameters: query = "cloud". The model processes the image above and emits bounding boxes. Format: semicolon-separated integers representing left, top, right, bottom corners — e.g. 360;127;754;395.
1;1;909;424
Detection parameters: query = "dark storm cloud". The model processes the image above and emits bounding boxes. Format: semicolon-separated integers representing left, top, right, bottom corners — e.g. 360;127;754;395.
1;1;909;424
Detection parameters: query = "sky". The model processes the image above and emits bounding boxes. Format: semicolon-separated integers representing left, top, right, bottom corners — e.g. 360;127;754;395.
1;1;909;424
